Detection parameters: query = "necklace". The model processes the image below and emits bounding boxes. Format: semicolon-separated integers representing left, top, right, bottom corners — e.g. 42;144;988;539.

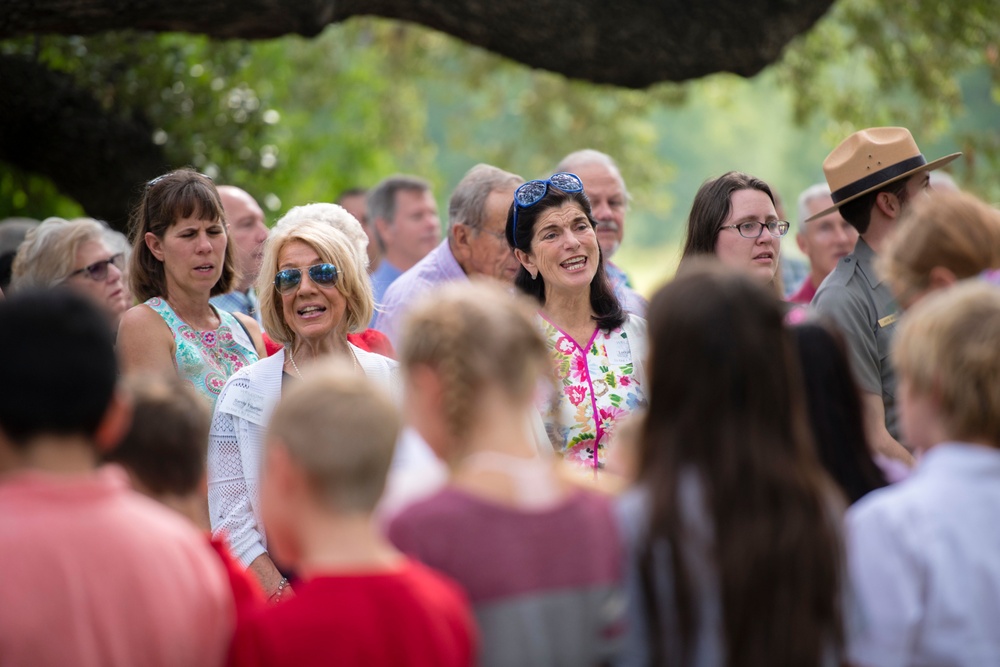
288;345;360;379
288;348;303;378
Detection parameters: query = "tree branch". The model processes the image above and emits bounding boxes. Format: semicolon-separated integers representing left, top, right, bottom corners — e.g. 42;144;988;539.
0;0;835;88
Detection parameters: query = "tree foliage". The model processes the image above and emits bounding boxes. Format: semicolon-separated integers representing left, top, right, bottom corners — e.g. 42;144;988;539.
775;0;1000;197
1;2;997;256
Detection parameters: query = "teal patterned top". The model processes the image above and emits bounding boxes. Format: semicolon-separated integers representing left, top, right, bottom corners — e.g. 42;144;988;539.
145;297;259;405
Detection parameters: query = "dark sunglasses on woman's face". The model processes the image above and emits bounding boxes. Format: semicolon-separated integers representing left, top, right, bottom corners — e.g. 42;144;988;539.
63;253;125;283
273;263;339;294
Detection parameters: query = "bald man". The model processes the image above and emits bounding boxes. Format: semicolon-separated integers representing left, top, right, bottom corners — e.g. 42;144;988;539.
210;186;270;326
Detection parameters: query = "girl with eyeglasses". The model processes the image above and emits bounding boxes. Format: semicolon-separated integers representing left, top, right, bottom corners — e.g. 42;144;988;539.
506;173;648;474
11;217;130;329
118;169;265;404
681;171;790;293
208;204;397;601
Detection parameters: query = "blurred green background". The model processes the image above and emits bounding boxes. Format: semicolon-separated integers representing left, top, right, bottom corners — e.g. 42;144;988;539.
2;0;998;297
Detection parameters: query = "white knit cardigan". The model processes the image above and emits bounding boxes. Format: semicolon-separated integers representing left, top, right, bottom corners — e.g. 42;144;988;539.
207;346;398;567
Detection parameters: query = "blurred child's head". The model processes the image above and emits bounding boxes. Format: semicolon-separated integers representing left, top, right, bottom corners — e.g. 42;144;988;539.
0;290;123;470
894;280;1000;451
398;281;550;464
103;375;210;524
262;360;401;564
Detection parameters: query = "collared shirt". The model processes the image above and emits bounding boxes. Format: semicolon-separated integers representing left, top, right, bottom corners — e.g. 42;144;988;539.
374;240;466;348
788;275;818;305
812;238;900;437
210;288;262;327
606;261;648;316
846;443;1000;667
370;258;404;327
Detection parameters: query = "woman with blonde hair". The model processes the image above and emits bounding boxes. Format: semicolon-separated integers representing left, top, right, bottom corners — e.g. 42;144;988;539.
388;281;624;667
880;190;1000;308
117;169;264;403
209;204;396;600
11;217;129;328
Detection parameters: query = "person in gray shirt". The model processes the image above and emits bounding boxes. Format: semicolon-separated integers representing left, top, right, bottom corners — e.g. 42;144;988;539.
811;127;960;467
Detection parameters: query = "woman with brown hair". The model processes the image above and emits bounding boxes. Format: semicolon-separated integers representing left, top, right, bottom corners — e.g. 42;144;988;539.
680;171;789;291
618;262;846;667
117;169;264;405
506;173;647;472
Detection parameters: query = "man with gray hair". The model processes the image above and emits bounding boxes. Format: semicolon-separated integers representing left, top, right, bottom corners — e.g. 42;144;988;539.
375;163;523;347
556;149;646;315
788;183;858;304
368;175;441;315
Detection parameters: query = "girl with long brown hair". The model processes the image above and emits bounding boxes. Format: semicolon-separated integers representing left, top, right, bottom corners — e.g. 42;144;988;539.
618;261;846;667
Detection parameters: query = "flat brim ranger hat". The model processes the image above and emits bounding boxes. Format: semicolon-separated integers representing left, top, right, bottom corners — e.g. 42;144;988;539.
807;126;961;221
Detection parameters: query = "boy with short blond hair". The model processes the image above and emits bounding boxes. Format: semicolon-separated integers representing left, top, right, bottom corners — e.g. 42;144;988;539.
847;280;1000;666
227;362;475;667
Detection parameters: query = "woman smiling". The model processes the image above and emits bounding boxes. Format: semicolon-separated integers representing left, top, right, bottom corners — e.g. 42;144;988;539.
208;204;397;599
507;173;647;472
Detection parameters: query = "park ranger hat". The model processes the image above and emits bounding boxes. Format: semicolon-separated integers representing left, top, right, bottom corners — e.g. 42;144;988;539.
807;127;961;221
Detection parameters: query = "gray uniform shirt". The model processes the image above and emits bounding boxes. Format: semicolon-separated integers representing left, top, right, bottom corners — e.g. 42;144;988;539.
812;237;900;438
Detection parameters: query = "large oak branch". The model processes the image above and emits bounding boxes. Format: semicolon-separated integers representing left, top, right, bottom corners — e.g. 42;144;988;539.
0;0;835;87
0;55;168;229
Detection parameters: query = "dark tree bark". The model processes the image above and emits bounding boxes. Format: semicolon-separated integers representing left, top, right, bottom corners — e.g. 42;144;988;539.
0;0;835;229
0;55;168;229
0;0;835;87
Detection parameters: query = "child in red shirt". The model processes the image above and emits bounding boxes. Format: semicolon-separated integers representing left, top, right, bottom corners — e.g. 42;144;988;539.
227;361;475;667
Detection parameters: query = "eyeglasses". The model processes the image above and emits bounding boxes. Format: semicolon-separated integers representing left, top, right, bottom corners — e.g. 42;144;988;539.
63;253;125;282
512;172;585;241
273;263;339;294
719;220;790;239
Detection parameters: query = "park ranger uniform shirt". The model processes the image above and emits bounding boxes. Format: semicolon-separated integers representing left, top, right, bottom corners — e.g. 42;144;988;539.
812;237;900;438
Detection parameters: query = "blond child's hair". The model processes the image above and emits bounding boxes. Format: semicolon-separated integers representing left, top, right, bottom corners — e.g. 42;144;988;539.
399;281;551;454
894;280;1000;446
880;191;1000;305
266;360;400;512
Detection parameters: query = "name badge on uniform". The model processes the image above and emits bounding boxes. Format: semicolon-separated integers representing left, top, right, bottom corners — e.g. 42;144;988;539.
605;336;633;367
217;386;269;425
877;312;899;329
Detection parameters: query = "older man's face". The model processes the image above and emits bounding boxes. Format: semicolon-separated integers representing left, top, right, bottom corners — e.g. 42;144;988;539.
573;162;627;257
797;194;858;282
461;189;521;282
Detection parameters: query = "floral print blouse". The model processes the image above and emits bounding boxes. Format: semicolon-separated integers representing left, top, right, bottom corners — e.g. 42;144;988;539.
145;297;259;406
538;315;647;470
